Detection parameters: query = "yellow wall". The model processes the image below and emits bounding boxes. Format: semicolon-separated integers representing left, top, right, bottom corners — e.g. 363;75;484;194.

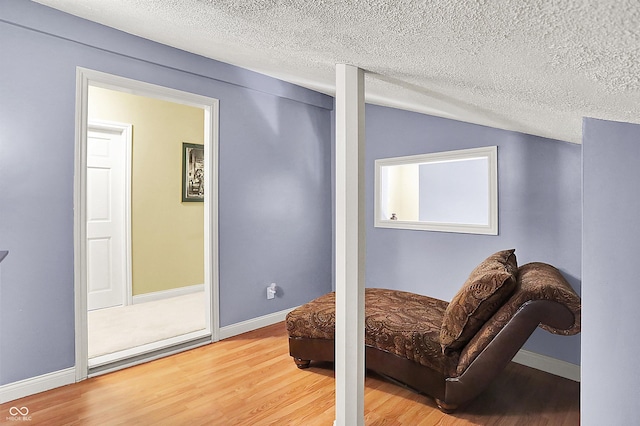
387;164;419;221
88;86;204;295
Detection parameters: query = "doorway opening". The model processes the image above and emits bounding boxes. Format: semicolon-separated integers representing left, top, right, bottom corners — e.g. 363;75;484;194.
74;68;220;379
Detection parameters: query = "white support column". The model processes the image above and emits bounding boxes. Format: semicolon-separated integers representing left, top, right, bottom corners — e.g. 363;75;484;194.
334;64;365;426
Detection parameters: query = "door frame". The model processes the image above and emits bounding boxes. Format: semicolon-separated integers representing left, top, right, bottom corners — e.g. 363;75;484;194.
74;67;220;381
87;120;133;308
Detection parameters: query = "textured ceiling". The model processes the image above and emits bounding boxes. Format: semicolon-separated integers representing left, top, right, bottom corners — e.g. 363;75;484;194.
34;0;640;143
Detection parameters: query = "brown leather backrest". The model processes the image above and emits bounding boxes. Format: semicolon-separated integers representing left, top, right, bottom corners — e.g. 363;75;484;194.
454;262;581;376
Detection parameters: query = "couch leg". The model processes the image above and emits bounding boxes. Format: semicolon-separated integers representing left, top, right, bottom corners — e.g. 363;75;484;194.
435;399;457;413
294;358;311;369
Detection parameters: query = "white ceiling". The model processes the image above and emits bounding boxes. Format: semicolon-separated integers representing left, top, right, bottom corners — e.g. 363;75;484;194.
35;0;640;143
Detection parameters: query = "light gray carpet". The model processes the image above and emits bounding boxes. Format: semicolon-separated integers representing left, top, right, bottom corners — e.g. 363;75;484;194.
88;291;206;359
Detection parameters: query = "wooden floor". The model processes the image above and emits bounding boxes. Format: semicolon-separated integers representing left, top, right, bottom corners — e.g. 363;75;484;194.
1;323;579;425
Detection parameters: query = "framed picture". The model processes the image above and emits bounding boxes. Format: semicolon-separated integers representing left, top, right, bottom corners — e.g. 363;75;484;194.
182;142;204;202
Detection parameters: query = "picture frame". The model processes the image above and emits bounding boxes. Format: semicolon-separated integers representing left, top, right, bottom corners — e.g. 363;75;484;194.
182;142;204;202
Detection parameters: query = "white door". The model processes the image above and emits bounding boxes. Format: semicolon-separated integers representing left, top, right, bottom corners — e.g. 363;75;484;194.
86;124;128;311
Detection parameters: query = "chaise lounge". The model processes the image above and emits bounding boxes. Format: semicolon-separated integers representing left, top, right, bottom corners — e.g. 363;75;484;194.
285;249;581;412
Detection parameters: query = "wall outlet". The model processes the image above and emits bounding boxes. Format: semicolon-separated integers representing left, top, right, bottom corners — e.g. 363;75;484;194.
267;283;277;300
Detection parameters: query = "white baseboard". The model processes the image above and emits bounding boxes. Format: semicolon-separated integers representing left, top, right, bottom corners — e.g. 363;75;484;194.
219;307;296;340
513;349;580;382
0;367;75;404
132;284;204;305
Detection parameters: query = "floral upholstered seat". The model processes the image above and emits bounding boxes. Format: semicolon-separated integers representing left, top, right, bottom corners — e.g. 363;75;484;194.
285;250;581;412
287;288;452;374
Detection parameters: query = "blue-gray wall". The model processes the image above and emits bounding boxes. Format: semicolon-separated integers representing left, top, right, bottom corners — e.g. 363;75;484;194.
1;0;584;389
0;0;333;385
365;105;582;365
582;117;640;424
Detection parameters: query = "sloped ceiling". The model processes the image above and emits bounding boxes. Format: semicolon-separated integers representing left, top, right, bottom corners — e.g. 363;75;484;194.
34;0;640;143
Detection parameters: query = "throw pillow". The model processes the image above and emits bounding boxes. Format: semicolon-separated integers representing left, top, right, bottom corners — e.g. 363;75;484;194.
440;249;518;354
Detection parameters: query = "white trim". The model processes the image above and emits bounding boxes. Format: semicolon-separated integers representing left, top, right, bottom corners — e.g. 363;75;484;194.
74;68;90;381
88;338;211;378
204;93;221;344
74;67;220;382
88;330;211;374
219;307;296;340
132;284;204;305
0;368;75;404
513;349;581;382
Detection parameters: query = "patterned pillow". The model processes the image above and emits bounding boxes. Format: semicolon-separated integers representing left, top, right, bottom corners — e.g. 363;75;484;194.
440;249;518;354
